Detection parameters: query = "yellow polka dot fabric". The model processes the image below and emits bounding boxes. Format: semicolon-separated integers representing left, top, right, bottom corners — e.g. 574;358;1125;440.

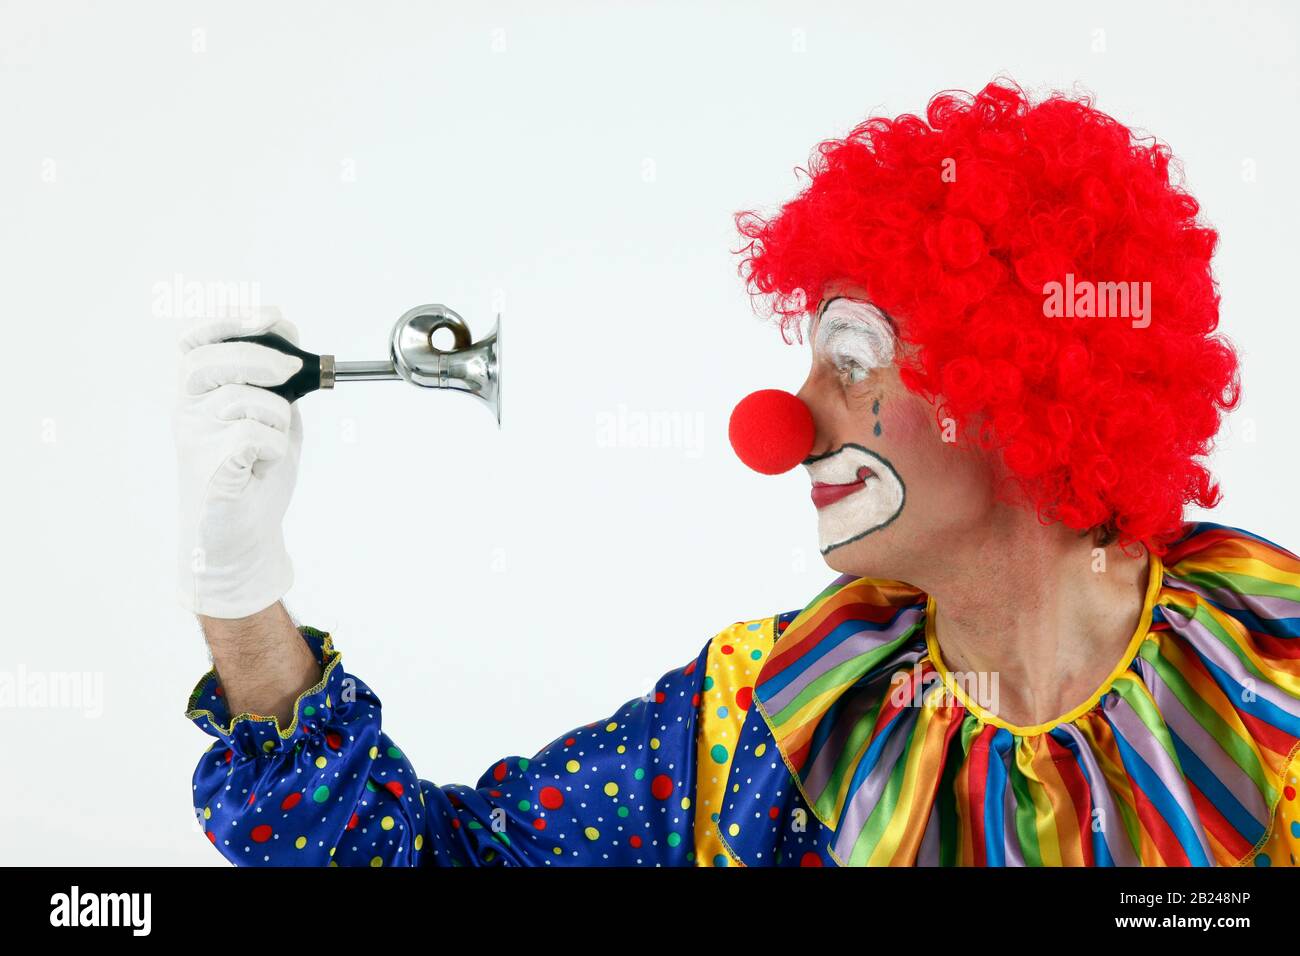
692;617;776;866
1252;758;1300;866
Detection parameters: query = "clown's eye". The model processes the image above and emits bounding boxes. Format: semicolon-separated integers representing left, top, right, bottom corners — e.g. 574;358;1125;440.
835;359;870;386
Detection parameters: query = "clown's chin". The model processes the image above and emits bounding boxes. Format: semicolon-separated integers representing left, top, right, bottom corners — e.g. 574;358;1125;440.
816;477;906;556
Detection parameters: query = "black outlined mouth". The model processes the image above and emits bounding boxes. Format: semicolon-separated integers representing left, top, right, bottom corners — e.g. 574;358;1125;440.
803;444;906;554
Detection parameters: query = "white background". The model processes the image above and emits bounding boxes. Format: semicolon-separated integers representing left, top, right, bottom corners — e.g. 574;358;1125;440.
1;0;1296;864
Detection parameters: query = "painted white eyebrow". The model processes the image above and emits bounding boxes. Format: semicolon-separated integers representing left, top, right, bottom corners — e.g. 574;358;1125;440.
813;297;893;338
809;295;845;342
814;298;896;366
813;295;893;329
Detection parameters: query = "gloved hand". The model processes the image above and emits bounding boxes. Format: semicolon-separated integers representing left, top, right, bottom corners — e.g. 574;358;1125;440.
173;307;304;618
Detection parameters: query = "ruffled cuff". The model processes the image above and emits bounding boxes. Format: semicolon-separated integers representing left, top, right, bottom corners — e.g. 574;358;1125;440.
184;625;345;758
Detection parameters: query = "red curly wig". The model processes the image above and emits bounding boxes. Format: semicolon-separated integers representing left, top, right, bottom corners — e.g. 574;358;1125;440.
734;79;1240;556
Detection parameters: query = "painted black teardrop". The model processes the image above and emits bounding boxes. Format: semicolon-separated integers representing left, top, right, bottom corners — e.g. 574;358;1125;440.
223;333;322;403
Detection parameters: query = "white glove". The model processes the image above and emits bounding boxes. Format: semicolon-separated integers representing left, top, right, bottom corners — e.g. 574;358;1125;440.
173;307;304;618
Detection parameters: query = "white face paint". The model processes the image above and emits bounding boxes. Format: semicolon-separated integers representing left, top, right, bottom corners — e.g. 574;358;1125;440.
806;298;905;553
813;298;896;385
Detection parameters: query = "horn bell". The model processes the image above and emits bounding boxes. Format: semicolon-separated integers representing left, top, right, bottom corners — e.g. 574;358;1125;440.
390;304;502;427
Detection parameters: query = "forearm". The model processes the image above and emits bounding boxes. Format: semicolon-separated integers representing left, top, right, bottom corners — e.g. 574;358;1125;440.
199;601;322;725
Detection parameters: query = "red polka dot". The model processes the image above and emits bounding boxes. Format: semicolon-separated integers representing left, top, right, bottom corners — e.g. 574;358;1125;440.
684;660;697;676
650;774;674;800
246;793;256;806
384;781;404;799
630;835;642;848
1286;785;1296;801
800;852;823;866
206;831;216;844
532;818;546;831
492;761;508;782
768;806;780;819
488;789;502;798
736;686;754;710
281;792;302;811
539;786;564;810
251;824;273;843
655;691;666;704
215;685;224;697
691;693;700;708
451;818;462;830
721;644;734;655
347;813;359;830
564;737;576;747
325;732;342;751
224;750;233;764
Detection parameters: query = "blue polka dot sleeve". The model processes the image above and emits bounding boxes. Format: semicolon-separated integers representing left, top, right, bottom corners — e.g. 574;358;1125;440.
185;625;712;866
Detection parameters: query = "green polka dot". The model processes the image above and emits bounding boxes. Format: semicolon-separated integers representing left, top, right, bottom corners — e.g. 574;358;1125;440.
304;705;316;716
702;676;714;691
633;768;645;780
517;799;531;812
617;806;630;818
667;832;681;847
386;746;402;759
710;744;729;764
312;785;330;803
518;758;529;771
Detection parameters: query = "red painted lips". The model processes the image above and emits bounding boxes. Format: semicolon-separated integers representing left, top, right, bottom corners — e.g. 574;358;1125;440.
811;466;875;509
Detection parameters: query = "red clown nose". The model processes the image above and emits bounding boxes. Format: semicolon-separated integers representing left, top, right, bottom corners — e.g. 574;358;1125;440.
728;389;815;475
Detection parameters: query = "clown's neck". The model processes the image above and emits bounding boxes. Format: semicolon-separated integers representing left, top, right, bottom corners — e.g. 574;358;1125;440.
914;518;1152;732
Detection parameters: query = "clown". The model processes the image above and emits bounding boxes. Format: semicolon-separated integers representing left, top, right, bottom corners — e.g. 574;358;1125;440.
176;80;1300;867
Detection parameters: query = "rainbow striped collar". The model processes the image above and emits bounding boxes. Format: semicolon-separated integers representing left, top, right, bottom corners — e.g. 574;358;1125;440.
742;522;1300;865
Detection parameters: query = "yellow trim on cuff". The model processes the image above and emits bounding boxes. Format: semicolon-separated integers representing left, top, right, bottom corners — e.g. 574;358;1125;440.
183;629;342;742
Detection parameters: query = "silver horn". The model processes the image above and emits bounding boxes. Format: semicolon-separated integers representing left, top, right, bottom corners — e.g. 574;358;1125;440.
222;303;500;426
331;304;502;427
